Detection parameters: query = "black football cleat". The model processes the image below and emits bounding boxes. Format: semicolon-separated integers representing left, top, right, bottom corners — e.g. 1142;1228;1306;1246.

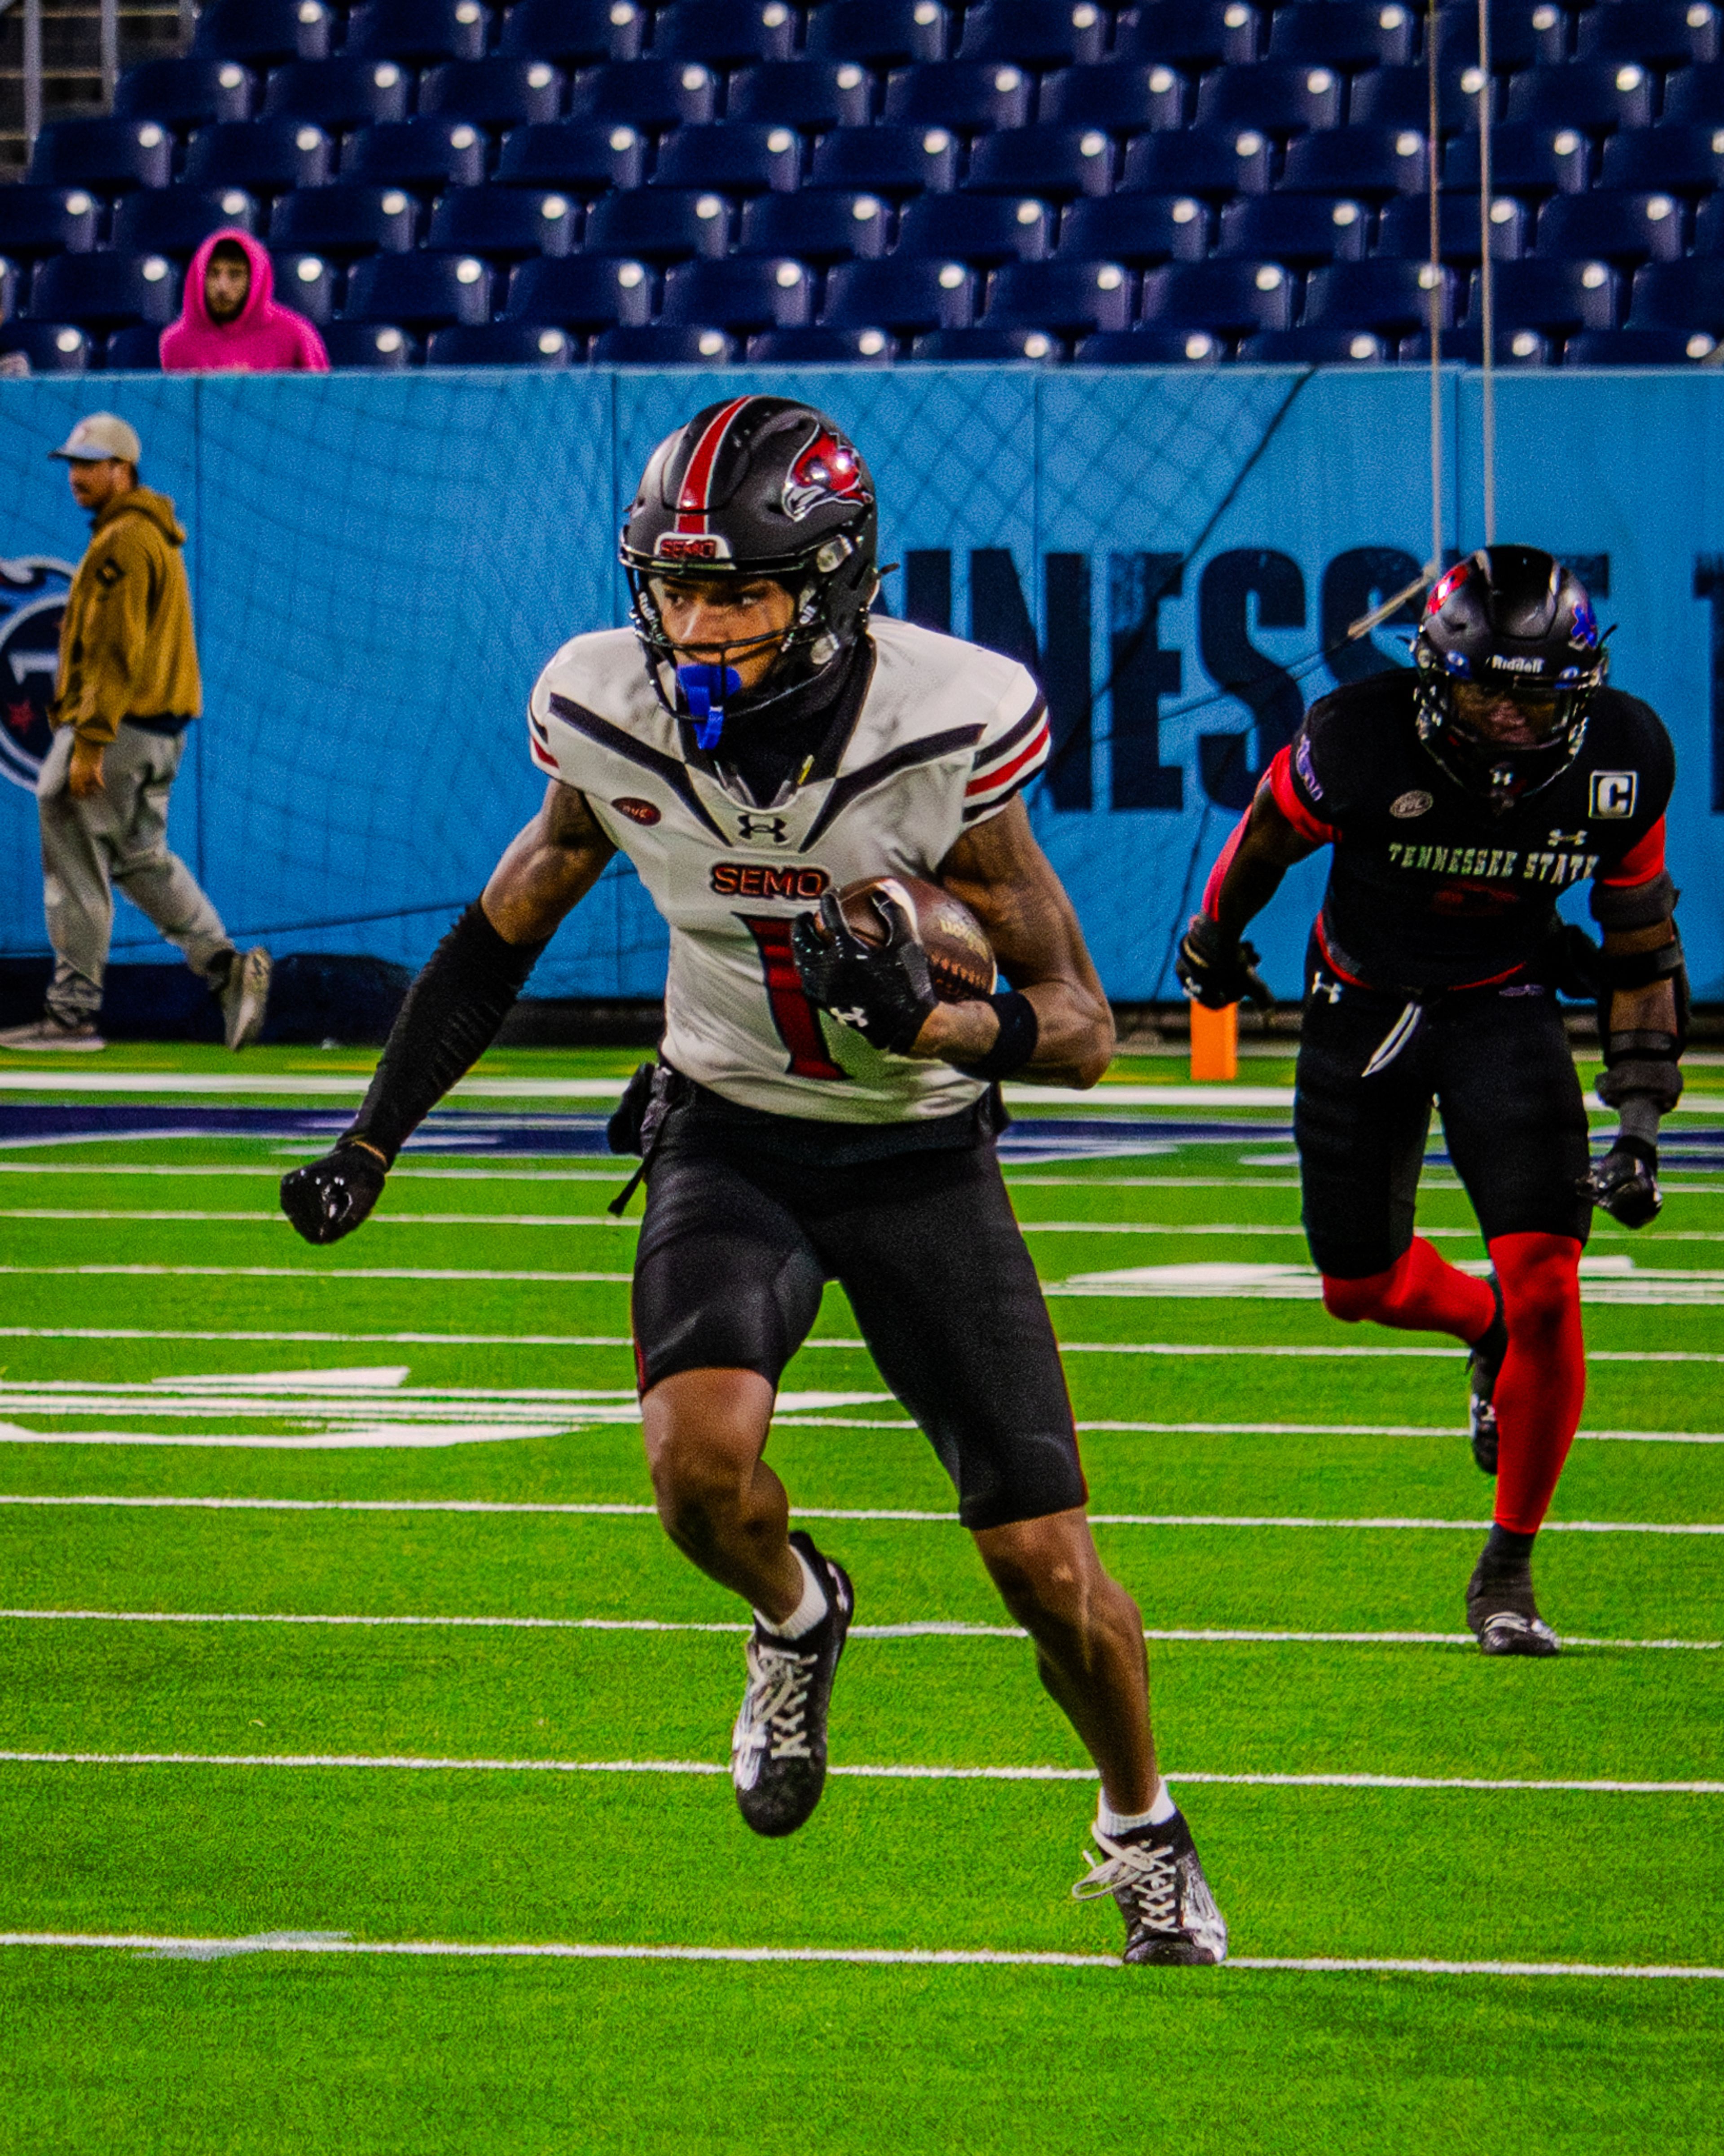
1467;1279;1508;1477
1466;1554;1560;1658
730;1530;853;1838
1071;1810;1228;1966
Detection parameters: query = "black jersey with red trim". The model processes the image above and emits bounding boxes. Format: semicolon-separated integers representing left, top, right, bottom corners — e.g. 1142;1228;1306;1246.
1265;671;1674;992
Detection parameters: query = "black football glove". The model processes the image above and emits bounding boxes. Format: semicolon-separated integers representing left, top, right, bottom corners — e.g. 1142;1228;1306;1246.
1579;1136;1662;1230
280;1142;388;1246
790;889;938;1055
1174;914;1274;1013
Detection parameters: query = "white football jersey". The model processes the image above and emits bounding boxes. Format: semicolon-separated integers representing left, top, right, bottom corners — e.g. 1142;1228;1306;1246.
526;616;1049;1122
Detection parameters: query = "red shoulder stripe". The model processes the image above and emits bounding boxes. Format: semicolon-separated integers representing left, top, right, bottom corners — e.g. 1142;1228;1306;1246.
1267;742;1337;846
1596;815;1666;887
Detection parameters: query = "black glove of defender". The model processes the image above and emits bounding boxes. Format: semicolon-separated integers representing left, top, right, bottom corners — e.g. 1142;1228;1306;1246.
280;1142;388;1246
1175;915;1274;1013
790;889;938;1055
1579;1136;1662;1230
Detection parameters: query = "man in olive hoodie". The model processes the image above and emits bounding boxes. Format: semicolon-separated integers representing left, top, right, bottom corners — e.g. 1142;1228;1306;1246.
0;413;269;1053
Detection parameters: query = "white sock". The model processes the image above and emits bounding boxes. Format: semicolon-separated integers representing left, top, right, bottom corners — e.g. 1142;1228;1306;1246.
756;1547;829;1640
1097;1780;1178;1837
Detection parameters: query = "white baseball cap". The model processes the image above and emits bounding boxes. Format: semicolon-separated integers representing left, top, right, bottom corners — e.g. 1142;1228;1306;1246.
50;411;142;465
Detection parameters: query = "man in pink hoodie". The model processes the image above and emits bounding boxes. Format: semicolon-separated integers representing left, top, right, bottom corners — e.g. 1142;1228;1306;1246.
160;229;329;374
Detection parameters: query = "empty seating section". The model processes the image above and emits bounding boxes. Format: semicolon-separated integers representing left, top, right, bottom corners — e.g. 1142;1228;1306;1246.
11;0;1724;367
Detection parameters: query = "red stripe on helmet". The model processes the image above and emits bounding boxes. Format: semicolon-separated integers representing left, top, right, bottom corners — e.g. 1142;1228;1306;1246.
674;396;754;535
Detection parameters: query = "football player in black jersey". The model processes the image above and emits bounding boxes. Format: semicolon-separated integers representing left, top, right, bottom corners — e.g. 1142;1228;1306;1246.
1178;547;1685;1655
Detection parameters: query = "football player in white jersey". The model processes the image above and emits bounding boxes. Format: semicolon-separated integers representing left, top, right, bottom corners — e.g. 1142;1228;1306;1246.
281;396;1225;1965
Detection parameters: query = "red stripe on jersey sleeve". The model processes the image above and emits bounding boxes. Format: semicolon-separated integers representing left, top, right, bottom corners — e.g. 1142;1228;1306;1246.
1597;814;1666;887
1200;807;1251;919
530;734;559;773
1267;742;1337;846
965;717;1050;798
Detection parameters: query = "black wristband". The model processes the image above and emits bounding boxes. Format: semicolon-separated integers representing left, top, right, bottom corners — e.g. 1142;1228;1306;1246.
956;990;1039;1082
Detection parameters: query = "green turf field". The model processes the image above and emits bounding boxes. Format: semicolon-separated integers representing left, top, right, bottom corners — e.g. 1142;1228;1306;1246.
0;1045;1720;2152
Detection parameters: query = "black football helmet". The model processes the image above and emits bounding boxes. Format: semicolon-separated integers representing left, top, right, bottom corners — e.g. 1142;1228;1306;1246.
1413;546;1607;814
620;395;878;741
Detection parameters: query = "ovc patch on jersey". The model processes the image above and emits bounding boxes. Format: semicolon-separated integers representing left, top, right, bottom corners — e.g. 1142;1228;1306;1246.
612;797;661;826
1589;769;1638;818
1390;789;1433;819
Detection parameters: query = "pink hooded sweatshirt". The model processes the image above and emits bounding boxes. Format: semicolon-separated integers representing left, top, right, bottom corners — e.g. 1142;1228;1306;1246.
159;228;329;374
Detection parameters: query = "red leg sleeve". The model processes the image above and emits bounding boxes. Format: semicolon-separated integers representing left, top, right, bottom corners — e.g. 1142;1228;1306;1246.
1321;1236;1498;1342
1488;1231;1585;1534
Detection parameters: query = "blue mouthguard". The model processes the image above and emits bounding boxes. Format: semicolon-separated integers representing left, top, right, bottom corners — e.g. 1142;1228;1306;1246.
677;663;743;750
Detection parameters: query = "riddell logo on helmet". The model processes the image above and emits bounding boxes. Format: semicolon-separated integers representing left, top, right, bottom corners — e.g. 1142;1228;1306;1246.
655;535;731;563
1487;654;1546;674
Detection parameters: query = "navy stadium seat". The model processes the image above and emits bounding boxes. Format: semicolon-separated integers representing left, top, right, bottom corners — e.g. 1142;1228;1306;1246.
649;123;803;192
27;117;173;192
429;182;576;255
1693;191;1724;247
1267;2;1416;69
584;187;730;258
29;251;178;331
345;250;492;326
895;193;1053;263
1445;122;1589;195
913;325;1065;357
651;0;796;66
1192;62;1345;139
321;318;417;363
506;251;654;326
804;0;949;68
105;324;163;369
746;324;898;359
1403;324;1554;362
1377;190;1529;262
1280;125;1428;197
1476;256;1619;331
1074;323;1225;360
421;60;564;125
1119;125;1273;197
1626;256;1724;330
1432;3;1548;72
1577;4;1719;69
114;58;254;128
263;57;410;125
428;320;577;362
340;118;488;190
883;62;1035;133
0;259;18;322
498;0;644;63
273;185;418;255
1139;257;1296;333
1537;191;1684;265
566;59;718;129
1567;326;1720;361
807;122;960;194
590;322;737;359
112;187;259;256
661;255;814;328
192;0;331;63
1302;258;1456;333
1112;1;1257;69
728;62;874;129
982;256;1131;331
1217;194;1368;265
822;255;975;329
269;248;338;320
343;0;488;63
1505;61;1655;134
1348;63;1500;133
495;119;646;190
185;118;332;192
1600;122;1724;194
0;322;92;371
1242;326;1394;361
1664;63;1724;122
963;124;1115;197
957;0;1107;66
738;190;890;260
1040;65;1188;134
1058;193;1210;263
0;187;100;262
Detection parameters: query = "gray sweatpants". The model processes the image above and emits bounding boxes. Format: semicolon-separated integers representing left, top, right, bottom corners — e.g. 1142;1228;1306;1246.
36;724;231;1027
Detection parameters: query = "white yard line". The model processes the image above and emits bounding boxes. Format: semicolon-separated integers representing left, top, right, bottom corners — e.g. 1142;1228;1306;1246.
0;1267;635;1283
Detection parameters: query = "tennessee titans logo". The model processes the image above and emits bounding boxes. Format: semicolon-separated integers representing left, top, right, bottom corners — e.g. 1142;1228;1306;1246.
0;556;74;792
1570;594;1600;648
782;429;871;521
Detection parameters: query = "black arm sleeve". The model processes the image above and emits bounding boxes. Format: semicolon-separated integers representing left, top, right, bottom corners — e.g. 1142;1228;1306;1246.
346;900;549;1164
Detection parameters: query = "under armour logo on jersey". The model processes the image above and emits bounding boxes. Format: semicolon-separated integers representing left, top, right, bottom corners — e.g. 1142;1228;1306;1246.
1311;972;1344;1004
735;812;791;844
1589;771;1638;819
1547;829;1590;848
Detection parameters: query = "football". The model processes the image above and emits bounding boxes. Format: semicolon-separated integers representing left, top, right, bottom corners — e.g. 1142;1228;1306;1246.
836;874;996;1003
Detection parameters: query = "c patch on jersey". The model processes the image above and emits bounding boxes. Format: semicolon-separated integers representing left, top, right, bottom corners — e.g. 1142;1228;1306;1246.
613;797;662;826
1589;770;1637;818
1390;789;1433;820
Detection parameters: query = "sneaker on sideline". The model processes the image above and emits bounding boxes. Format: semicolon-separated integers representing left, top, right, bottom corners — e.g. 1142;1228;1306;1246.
220;945;272;1051
0;1015;106;1052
